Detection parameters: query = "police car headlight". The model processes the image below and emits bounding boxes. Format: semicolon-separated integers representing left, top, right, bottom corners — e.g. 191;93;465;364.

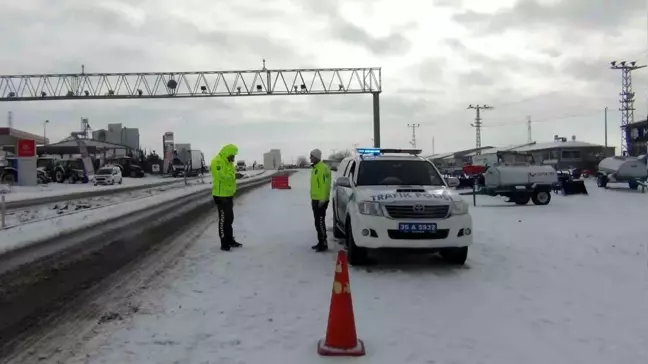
357;201;383;216
450;199;469;215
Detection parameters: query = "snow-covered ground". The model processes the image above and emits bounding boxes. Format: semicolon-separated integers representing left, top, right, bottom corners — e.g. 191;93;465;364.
0;171;270;203
1;179;212;229
0;171;277;255
1;175;181;203
47;171;648;364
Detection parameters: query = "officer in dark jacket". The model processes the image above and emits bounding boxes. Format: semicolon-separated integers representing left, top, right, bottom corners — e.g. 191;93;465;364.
211;144;242;251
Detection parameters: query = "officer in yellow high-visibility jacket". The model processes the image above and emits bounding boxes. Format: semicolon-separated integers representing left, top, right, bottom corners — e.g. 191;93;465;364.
211;144;242;251
309;148;332;252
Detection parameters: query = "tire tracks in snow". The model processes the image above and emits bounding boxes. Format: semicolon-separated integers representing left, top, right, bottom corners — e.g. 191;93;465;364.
0;212;216;364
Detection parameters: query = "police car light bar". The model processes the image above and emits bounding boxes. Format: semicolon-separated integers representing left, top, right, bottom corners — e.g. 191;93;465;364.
355;148;422;156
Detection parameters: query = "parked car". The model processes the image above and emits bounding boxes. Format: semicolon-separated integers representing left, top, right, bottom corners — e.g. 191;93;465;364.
94;165;123;185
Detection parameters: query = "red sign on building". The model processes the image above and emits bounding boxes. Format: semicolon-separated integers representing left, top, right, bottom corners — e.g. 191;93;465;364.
17;139;36;157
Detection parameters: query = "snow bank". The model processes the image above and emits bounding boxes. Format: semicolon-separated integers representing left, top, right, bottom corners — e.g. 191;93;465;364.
2;175;175;203
0;172;277;256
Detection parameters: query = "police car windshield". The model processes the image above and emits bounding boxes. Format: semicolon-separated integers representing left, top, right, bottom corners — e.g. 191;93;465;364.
356;160;444;186
97;168;113;175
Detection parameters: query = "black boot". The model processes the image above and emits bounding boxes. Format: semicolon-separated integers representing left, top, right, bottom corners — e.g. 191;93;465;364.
221;244;231;251
230;240;242;248
314;242;328;252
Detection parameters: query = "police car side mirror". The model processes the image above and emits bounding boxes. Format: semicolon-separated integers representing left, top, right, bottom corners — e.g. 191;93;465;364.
331;167;338;172
446;176;460;187
336;176;351;188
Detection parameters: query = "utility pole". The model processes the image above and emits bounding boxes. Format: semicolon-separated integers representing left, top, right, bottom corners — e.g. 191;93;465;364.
610;60;646;155
7;111;12;128
604;107;608;149
468;104;494;155
431;137;435;155
407;123;420;148
527;115;532;143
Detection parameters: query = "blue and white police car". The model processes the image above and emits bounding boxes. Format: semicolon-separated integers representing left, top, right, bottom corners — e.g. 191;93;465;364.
331;148;473;266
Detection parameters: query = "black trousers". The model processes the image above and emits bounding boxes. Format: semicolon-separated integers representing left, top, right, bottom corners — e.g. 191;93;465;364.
213;196;234;246
311;200;329;244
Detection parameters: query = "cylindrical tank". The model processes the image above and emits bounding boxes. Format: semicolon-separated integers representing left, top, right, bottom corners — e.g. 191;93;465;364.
598;156;647;179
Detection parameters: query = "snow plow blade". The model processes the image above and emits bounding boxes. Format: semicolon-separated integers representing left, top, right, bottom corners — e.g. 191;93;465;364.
562;180;588;195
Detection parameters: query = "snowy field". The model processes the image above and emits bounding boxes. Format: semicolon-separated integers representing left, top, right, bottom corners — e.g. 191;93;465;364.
0;175;174;203
0;170;268;203
0;171;277;255
32;171;647;364
1;179;212;229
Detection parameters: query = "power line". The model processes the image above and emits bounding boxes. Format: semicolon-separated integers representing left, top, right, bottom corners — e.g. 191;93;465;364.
610;60;646;155
467;104;493;155
407;123;421;148
484;110;604;128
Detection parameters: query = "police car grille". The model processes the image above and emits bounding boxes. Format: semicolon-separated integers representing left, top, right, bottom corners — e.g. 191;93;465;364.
385;205;449;219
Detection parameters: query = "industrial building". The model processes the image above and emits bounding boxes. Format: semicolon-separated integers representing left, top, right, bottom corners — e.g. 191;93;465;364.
263;149;282;169
92;123;140;150
425;146;494;170
623;119;648;156
427;136;615;171
510;136;615;170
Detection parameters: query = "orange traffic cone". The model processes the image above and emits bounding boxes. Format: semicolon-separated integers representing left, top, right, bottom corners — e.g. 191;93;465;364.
317;250;366;356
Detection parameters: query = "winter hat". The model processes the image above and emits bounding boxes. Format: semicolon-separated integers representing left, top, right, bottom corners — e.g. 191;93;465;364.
310;148;322;160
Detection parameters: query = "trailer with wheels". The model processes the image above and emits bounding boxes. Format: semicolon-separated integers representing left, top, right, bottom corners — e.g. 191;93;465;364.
596;156;647;192
478;151;557;205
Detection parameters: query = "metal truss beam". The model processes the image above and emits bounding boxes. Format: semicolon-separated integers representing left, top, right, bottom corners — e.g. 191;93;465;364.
0;67;382;101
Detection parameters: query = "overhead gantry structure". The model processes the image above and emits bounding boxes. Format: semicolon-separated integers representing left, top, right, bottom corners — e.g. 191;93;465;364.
0;62;384;147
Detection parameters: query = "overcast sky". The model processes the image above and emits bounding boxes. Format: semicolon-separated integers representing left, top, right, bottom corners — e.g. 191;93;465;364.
1;0;646;162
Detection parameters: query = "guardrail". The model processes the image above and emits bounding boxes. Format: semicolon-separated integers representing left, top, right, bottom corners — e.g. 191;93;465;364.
0;171;293;350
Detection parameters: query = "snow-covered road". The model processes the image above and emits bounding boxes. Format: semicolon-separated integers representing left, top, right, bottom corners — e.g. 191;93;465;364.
32;171;648;363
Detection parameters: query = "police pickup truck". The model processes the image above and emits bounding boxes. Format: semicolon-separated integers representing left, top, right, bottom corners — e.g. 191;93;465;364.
331;148;473;266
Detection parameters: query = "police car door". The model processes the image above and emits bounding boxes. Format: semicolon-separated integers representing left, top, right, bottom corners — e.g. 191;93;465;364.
337;160;356;221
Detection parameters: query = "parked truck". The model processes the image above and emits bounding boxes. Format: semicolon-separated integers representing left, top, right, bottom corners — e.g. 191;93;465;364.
186;150;206;176
236;160;246;172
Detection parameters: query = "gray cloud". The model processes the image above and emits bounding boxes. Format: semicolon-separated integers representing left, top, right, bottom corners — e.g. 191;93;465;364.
294;0;411;56
0;0;644;160
453;0;646;35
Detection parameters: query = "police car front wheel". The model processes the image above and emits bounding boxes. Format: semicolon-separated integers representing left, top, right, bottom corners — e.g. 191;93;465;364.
346;221;369;266
439;247;468;265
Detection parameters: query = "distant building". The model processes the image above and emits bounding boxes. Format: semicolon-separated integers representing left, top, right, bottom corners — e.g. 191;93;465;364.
623;119;648;156
425;146;494;171
263;149;282;169
427;136;615;171
92;123;140;150
513;135;614;170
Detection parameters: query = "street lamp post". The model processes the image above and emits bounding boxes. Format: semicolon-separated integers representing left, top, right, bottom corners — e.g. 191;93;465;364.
43;120;49;145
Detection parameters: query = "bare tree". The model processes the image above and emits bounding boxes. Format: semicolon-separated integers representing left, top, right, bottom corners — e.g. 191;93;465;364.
328;149;352;162
296;155;308;166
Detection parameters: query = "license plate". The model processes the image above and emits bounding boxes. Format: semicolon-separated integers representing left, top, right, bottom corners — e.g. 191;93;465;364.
398;223;437;233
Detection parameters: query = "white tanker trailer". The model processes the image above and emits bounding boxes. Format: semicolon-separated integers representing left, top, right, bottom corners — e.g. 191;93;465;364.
477;151;558;205
596;156;647;191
